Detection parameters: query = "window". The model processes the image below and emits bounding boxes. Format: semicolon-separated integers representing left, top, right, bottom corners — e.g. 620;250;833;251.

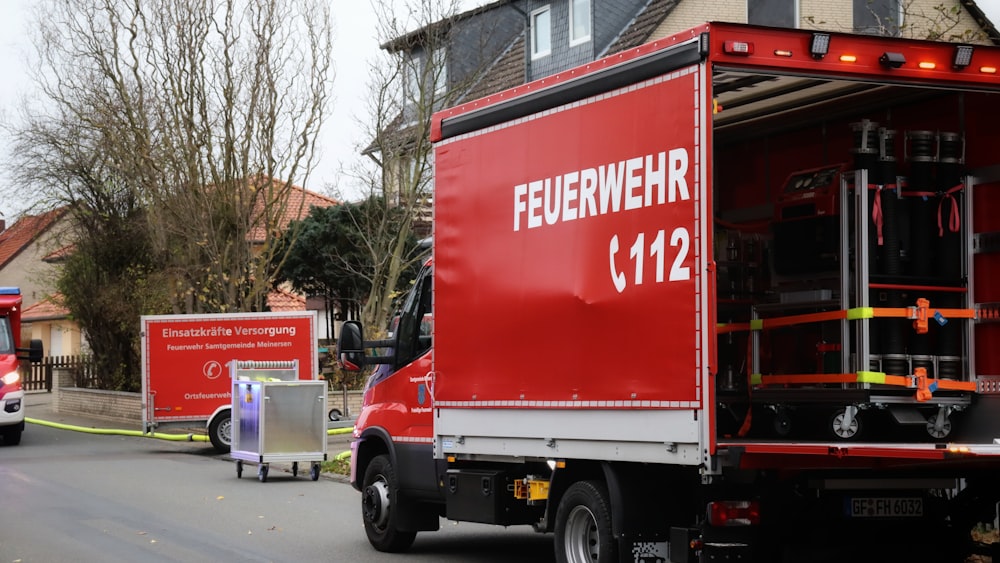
432;48;447;95
569;0;591;45
531;6;551;59
854;0;900;36
748;0;797;28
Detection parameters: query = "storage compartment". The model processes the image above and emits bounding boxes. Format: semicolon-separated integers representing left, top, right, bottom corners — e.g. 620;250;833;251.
444;469;540;525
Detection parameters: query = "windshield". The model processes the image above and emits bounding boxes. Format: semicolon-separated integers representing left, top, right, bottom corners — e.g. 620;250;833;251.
0;317;14;355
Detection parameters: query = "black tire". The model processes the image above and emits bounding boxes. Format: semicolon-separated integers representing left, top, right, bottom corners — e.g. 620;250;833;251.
311;463;320;481
554;481;616;563
258;464;268;483
328;408;343;421
3;426;22;446
209;411;232;453
236;460;243;478
361;454;417;552
292;462;299;477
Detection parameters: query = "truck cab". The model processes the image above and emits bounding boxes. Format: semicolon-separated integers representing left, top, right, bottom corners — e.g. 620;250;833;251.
0;287;44;445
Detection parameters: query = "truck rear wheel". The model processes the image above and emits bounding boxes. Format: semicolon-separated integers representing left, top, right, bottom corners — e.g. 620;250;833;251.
362;454;417;552
555;480;616;563
209;411;232;453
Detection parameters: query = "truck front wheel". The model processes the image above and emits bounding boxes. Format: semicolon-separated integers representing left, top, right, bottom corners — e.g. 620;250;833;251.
362;454;417;552
209;411;232;453
555;480;616;563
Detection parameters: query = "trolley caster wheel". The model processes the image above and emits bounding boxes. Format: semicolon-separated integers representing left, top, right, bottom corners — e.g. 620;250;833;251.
236;460;243;479
292;462;299;477
310;463;320;481
926;410;953;440
328;408;343;421
773;410;793;437
830;406;862;440
258;464;269;483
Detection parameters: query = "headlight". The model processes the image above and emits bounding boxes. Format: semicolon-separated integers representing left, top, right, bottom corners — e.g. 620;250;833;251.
0;371;20;385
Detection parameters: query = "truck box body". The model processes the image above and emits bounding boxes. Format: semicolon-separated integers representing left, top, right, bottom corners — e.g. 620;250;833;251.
430;22;1000;467
345;22;1000;561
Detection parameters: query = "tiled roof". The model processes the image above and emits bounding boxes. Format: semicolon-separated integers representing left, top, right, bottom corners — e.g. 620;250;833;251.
0;208;67;270
267;286;306;311
603;0;679;56
22;293;69;322
247;178;339;243
963;0;1000;44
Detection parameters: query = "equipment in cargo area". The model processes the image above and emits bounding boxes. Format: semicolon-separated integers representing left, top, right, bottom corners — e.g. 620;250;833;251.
715;118;979;442
229;360;327;482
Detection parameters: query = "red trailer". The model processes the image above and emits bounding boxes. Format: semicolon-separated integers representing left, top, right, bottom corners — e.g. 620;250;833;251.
339;22;1000;561
141;311;318;452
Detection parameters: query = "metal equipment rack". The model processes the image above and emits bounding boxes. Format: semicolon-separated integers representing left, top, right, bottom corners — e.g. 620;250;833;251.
229;360;328;482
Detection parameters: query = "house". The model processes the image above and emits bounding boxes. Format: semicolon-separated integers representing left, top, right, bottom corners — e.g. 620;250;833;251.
14;183;338;358
386;0;997;118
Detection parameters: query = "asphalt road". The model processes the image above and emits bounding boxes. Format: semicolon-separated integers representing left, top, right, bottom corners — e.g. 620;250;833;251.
0;421;555;563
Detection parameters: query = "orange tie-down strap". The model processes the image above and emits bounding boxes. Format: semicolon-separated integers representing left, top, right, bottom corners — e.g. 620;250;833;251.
717;305;977;335
750;371;977;400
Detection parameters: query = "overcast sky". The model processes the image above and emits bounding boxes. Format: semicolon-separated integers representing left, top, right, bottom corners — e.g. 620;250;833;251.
0;0;997;220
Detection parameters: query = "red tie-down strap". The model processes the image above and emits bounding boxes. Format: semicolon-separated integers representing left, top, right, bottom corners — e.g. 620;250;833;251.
868;183;897;246
937;183;963;237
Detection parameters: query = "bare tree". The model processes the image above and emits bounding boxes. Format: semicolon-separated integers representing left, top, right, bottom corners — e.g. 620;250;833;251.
8;0;332;389
15;0;332;314
335;0;511;333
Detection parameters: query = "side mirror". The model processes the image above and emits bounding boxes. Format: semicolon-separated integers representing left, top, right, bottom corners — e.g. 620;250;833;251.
337;321;365;372
18;339;43;363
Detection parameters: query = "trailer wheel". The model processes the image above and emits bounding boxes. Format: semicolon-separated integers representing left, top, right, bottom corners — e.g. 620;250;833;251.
554;481;616;563
361;454;417;552
310;462;320;481
208;411;232;453
829;406;862;440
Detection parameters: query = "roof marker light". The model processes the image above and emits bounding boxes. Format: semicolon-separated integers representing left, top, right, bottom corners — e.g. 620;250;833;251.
953;45;974;69
879;52;906;69
918;61;936;70
840;55;857;63
810;32;830;59
723;40;754;55
774;49;793;57
980;66;997;74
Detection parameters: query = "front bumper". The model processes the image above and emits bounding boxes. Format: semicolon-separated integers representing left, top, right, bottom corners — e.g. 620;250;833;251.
0;389;25;426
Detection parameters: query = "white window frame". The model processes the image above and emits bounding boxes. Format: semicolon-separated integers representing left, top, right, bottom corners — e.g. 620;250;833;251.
569;0;591;46
531;5;551;59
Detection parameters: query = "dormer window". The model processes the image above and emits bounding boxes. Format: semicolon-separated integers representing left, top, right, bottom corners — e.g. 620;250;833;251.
569;0;591;45
531;6;551;59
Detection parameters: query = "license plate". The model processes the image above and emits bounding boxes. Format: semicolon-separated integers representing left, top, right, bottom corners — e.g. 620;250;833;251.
848;497;923;518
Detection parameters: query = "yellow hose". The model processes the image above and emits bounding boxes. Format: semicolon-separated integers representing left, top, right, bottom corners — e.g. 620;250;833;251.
27;416;355;445
26;417;209;441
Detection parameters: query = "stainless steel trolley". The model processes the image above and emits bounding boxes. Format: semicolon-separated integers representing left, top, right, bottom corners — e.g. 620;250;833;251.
229;360;328;482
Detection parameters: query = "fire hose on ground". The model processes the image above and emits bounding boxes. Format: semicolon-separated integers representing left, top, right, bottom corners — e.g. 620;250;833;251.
25;416;355;460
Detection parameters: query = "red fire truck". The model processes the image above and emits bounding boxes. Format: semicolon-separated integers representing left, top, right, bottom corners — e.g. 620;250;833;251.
0;287;43;445
338;22;1000;561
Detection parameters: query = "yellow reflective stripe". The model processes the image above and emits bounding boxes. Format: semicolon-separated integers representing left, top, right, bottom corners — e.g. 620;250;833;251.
750;373;762;385
749;319;763;330
847;307;874;320
856;370;886;384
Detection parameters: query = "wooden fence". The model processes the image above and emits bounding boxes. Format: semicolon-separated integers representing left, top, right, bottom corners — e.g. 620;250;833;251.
22;355;97;392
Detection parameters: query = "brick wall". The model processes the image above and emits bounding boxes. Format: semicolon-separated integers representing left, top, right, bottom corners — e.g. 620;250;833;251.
54;366;143;425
